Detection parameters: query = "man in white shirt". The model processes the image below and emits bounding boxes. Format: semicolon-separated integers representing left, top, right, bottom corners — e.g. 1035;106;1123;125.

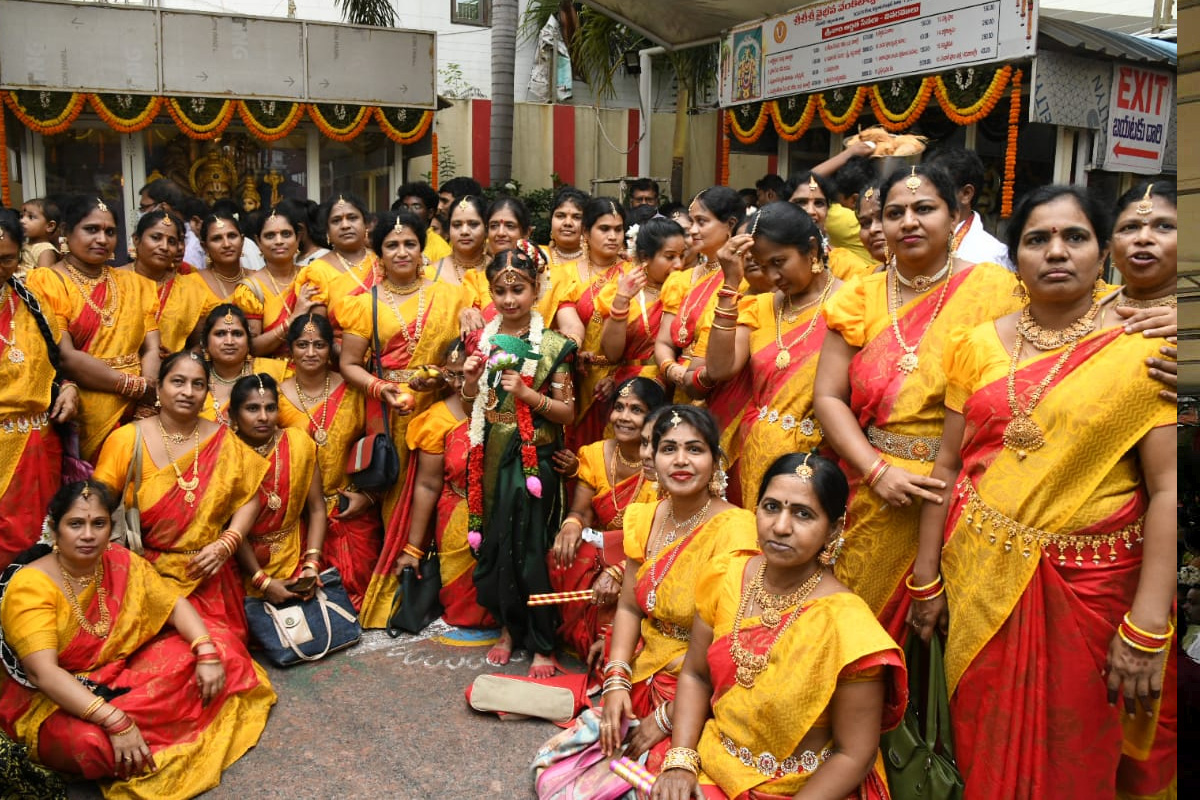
927;148;1012;270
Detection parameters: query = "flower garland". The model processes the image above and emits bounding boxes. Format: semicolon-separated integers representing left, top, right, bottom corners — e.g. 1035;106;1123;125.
309;103;371;142
718;111;731;186
237;100;304;142
88;93;162;133
0;106;9;206
4;91;86;135
770;96;816;142
431;131;439;190
375;107;434;145
869;78;934;132
817;86;866;133
165;97;235;140
466;310;546;551
1001;69;1023;218
729;101;769;144
935;65;1012;125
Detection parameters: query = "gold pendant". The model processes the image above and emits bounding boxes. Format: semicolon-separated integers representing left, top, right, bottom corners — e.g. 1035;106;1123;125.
314;429;329;446
7;347;24;364
735;665;757;689
267;492;283;511
898;352;919;373
761;607;782;627
406;341;417;355
1003;414;1044;460
184;490;196;505
774;351;791;371
646;589;657;612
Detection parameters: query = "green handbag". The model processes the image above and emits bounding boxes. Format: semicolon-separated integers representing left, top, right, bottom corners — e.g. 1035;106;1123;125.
881;635;965;800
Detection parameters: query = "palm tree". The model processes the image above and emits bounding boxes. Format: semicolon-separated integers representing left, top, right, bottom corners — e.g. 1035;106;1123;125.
491;0;519;183
334;0;394;26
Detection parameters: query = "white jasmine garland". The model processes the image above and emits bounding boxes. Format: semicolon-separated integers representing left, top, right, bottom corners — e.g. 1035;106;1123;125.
467;310;545;450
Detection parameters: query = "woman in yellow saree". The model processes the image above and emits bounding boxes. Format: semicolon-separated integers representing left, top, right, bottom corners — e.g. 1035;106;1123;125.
277;313;382;610
338;212;465;628
599;406;758;771
429;194;488;290
93;350;268;639
236;207;321;359
813;163;1018;640
653;454;905;800
228;374;327;602
0;480;275;800
294;193;379;330
706;203;844;509
788;171;875;283
196;305;288;427
909;185;1177;799
0;211;79;570
28;196;161;463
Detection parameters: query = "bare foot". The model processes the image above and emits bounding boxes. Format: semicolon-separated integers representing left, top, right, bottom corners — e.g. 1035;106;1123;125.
486;629;513;666
528;652;556;679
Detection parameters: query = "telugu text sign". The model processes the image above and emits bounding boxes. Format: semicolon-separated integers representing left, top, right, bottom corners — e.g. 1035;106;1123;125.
721;0;1037;106
160;12;305;98
1101;63;1172;174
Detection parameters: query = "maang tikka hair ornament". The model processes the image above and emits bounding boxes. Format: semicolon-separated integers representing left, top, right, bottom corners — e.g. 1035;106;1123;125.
1136;185;1154;216
795;452;814;482
905;167;922;194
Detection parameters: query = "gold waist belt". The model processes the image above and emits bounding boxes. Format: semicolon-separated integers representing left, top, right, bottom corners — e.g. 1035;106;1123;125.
959;480;1145;564
249;526;297;555
0;410;50;434
143;543;201;555
653;618;691;641
718;729;832;779
867;424;940;463
383;369;416;383
101;353;141;370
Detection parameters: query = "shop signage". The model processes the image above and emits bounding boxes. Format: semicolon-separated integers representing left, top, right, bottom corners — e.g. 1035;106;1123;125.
719;0;1037;106
1099;63;1172;174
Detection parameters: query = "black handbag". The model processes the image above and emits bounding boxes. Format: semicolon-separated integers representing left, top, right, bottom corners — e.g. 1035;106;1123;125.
345;287;400;493
386;548;443;636
881;634;965;800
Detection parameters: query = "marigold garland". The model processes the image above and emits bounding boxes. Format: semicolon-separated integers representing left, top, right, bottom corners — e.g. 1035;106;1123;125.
374;107;434;145
4;91;86;136
935;65;1012;125
770;96;816;142
718;111;731;186
431;131;439;190
817;87;866;134
237;100;304;143
309;103;371;142
165;97;235;140
869;78;934;132
517;374;541;493
0;106;9;207
88;93;162;133
1001;69;1023;219
729;102;769;144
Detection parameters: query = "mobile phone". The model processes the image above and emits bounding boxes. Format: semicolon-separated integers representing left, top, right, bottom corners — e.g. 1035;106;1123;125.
337;493;350;514
286;575;317;594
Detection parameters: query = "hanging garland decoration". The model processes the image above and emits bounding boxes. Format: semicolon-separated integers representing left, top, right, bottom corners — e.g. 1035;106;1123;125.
237;99;304;142
0;105;9;206
1001;68;1023;219
165;97;235;140
309;103;371;142
374;106;434;145
729;101;769;144
3;91;86;136
770;95;816;142
88;93;162;133
718;110;731;186
817;86;866;133
868;77;934;132
935;64;1012;125
431;130;439;190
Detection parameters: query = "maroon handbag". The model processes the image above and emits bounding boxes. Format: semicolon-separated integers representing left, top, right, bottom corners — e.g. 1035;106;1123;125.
345;287;399;492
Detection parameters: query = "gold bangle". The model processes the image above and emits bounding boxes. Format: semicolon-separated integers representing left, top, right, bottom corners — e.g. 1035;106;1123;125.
1122;613;1173;641
662;747;701;776
82;697;106;721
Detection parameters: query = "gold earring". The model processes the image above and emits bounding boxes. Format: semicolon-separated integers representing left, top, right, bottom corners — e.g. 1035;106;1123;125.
1012;280;1028;300
154;398;161;409
882;242;893;266
52;541;60;553
1094;276;1108;295
818;534;845;566
811;255;823;275
58;236;70;255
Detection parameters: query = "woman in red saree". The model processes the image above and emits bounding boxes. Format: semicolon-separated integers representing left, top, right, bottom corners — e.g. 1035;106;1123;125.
197;304;288;427
0;211;78;569
654;454;905;800
28;196;161;463
93;350;268;639
294;193;378;331
550;377;667;661
237;207;321;359
393;342;494;628
0;480;275;800
228;374;327;602
909;185;1177;799
599;406;758;771
277;313;382;610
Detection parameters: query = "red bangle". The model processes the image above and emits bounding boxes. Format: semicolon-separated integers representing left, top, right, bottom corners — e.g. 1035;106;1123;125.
105;715;134;735
904;573;945;601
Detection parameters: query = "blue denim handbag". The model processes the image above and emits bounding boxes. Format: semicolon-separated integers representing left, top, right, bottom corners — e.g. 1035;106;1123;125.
244;567;361;666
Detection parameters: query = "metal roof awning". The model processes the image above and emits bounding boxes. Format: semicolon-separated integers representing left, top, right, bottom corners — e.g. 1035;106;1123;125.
581;0;794;49
1038;17;1177;65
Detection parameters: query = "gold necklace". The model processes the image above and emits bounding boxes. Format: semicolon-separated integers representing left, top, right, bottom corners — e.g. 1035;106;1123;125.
62;260;118;327
1017;305;1103;351
729;562;821;687
212;266;246;284
607;442;645;530
382;277;424;296
583;259;620;326
57;556;110;638
887;258;954;374
894;260;951;293
383;283;426;355
645;498;712;612
210;361;251;386
294;372;332;446
450;253;487;282
614;440;643;470
1003;302;1100;459
675;264;721;346
0;286;25;364
156;417;201;505
773;274;833;371
550;244;582;266
261;265;296;296
256;431;284;511
1116;291;1176;309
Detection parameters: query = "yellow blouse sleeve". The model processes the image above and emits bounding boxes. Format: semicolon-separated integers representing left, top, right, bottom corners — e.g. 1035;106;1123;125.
295;261;335;306
659;272;689;316
277;395;308;430
822;273;868;347
943;324;982;413
738;293;766;330
1;568;63;658
576;441;606;493
551;264;581;304
405;403;453;454
92;424;138;496
623;501;659;561
337;294;373;341
25;268;72;331
232;282;264;320
694;551;738;628
594;281;619;317
462;270;490;310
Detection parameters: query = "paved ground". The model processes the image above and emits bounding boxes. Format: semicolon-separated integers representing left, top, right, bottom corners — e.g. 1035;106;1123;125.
66;623;571;799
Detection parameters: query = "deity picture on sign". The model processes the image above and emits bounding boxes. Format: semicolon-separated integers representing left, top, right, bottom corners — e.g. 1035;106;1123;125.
732;27;762;102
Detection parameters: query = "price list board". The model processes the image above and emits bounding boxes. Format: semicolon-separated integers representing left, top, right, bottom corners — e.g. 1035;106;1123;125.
722;0;1036;106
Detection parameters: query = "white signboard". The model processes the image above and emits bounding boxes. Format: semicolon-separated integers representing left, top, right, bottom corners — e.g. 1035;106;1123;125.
161;12;305;98
719;0;1037;106
306;23;436;108
0;0;158;92
1100;63;1173;174
1030;51;1110;129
